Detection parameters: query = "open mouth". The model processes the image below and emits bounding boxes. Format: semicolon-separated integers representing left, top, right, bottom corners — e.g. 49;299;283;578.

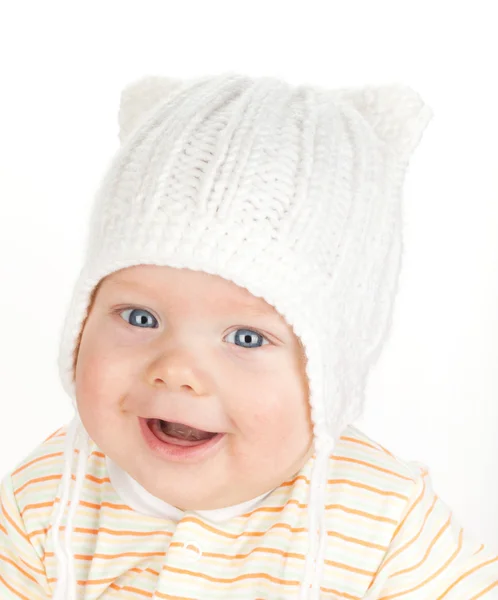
147;418;218;447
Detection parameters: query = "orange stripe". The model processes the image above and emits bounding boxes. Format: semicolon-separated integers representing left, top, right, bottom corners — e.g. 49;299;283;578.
206;547;304;561
84;474;110;484
126;567;160;577
45;550;166;560
367;479;433;589
1;499;29;541
180;515;306;539
386;494;438;576
341;429;401;462
242;494;383;518
31;525;172;539
161;564;300;586
77;577;155;598
0;574;31;600
112;584;152;597
280;474;310;487
74;449;105;460
471;579;498;599
16;472;110;496
76;576;117;585
80;500;132;511
328;531;388;552
341;436;383;452
18;557;45;576
332;456;415;482
320;586;361;599
168;542;305;562
380;529;463;599
376;443;396;459
27;528;46;539
326;503;397;524
139;567;160;576
391;474;429;542
20;501;55;517
437;555;498;599
73;526;170;537
390;516;451;578
79;500;101;510
12;452;63;476
15;474;62;495
241;496;398;523
0;555;37;584
279;470;410;500
154;595;193;600
241;497;306;517
155;592;199;600
43;428;64;442
324;558;375;577
329;479;409;500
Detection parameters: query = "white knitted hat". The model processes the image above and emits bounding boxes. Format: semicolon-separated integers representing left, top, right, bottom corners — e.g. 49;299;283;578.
53;71;433;599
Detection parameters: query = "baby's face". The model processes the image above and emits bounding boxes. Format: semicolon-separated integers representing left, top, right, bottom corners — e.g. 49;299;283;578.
75;264;313;510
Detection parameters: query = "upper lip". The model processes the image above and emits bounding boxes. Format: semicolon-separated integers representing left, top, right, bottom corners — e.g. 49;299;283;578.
141;416;219;434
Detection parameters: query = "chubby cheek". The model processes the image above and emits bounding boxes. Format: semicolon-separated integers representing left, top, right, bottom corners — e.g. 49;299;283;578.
231;379;312;463
74;335;133;447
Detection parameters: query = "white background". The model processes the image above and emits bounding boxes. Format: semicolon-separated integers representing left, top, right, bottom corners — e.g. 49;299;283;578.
0;1;497;551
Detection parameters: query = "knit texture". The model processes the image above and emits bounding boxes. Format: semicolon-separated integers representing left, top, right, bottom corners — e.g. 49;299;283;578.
59;72;432;441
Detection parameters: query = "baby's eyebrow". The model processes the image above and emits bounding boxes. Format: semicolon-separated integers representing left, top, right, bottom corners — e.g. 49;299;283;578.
232;303;277;318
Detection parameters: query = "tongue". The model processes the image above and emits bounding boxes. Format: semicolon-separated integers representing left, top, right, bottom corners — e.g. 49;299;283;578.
150;419;216;446
162;421;213;441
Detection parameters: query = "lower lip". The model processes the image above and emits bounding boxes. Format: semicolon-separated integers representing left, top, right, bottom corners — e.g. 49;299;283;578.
138;417;225;463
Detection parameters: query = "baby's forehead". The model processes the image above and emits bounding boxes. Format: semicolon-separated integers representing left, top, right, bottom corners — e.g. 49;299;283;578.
100;264;282;319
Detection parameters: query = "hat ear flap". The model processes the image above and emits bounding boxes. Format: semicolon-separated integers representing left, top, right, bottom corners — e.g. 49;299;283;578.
118;75;184;144
335;82;434;161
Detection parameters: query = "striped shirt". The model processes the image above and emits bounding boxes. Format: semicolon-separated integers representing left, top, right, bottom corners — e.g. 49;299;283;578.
1;424;497;598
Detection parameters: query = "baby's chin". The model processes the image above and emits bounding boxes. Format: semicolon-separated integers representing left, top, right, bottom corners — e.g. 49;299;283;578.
124;438;313;512
130;454;265;510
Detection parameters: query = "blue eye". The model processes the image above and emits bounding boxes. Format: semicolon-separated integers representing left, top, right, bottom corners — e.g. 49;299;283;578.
118;310;269;348
225;328;269;349
120;308;158;328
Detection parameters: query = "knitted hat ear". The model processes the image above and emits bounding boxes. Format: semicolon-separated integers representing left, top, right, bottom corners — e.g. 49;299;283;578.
118;75;184;144
335;82;434;161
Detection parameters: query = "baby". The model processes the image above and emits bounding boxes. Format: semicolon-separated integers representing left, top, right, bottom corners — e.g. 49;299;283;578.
1;72;497;600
